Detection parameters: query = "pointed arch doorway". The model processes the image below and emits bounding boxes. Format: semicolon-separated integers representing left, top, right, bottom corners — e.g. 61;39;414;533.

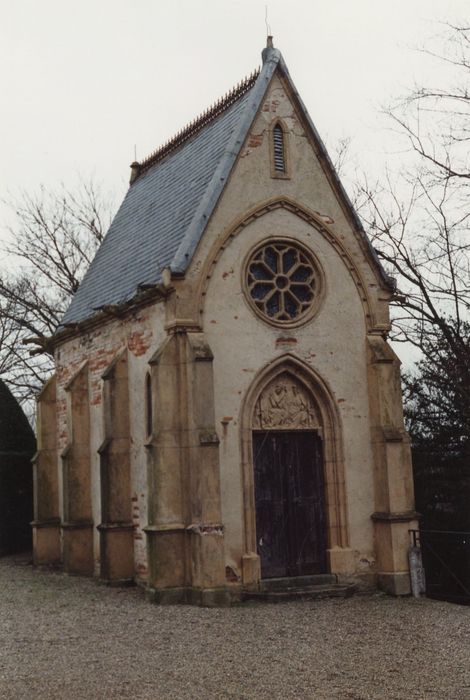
252;371;327;578
241;356;351;585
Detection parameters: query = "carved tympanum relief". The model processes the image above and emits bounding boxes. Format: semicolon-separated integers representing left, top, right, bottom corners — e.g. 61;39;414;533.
252;373;319;429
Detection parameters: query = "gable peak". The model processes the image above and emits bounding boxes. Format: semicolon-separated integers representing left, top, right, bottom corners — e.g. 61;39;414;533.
262;35;281;65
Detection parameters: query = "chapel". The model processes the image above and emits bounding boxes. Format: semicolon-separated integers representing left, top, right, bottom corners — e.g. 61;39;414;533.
32;40;418;603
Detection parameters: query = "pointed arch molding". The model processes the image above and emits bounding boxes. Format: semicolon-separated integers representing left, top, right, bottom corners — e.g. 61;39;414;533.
197;196;383;330
240;354;350;571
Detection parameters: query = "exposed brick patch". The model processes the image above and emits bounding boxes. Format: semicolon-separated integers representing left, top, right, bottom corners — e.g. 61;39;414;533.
89;348;116;368
275;337;297;347
50;309;159;584
56;397;69;451
90;389;102;406
127;330;152;357
56;366;69;384
248;133;263;147
262;99;280;113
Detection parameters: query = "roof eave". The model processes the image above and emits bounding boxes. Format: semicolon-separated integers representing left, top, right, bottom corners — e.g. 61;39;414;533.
52;284;169;347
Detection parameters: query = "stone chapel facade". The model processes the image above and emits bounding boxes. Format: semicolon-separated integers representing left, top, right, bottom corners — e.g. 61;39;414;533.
33;41;418;603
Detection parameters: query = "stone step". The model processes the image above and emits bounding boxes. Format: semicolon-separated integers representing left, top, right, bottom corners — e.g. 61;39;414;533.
243;583;355;603
259;574;338;592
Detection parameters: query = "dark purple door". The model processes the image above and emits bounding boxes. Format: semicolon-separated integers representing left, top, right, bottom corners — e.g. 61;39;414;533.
253;431;327;578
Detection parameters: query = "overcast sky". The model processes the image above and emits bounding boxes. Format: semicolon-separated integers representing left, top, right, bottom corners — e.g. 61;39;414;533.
1;0;468;370
1;0;468;213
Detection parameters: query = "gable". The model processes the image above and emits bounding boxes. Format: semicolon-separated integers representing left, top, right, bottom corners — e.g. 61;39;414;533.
211;69;393;297
180;71;392;336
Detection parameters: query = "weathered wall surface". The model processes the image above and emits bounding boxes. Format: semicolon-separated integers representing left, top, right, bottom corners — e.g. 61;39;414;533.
55;303;166;582
184;73;391;333
179;72;395;581
202;210;375;576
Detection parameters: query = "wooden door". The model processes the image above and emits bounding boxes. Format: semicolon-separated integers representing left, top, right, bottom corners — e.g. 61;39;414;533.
253;430;327;578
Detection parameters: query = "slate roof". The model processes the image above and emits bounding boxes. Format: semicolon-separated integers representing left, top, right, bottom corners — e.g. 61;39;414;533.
60;44;393;328
61;65;267;327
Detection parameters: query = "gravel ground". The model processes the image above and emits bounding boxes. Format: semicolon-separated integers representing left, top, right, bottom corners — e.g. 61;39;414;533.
0;554;469;700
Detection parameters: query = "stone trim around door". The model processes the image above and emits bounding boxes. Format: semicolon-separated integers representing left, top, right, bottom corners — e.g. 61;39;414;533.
240;353;353;585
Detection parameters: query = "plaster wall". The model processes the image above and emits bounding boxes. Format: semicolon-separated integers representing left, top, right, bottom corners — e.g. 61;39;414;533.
55;303;166;582
185;73;391;333
203;208;376;578
186;73;389;579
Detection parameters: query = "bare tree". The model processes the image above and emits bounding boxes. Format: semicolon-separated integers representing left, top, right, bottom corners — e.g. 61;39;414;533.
347;24;470;532
0;180;114;407
351;24;470;418
359;169;470;358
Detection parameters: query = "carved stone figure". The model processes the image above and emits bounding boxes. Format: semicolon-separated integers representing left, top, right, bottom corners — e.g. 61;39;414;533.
253;373;319;429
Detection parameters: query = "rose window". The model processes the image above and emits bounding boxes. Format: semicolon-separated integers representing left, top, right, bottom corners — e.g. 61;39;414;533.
245;240;322;326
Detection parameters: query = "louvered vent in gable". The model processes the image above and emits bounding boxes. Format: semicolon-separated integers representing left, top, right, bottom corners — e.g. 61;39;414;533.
273;124;286;173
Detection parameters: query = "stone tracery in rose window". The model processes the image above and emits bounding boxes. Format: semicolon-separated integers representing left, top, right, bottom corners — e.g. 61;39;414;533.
245;240;322;326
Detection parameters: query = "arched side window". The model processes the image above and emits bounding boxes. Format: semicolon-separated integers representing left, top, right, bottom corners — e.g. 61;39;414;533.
145;372;153;438
271;121;289;178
